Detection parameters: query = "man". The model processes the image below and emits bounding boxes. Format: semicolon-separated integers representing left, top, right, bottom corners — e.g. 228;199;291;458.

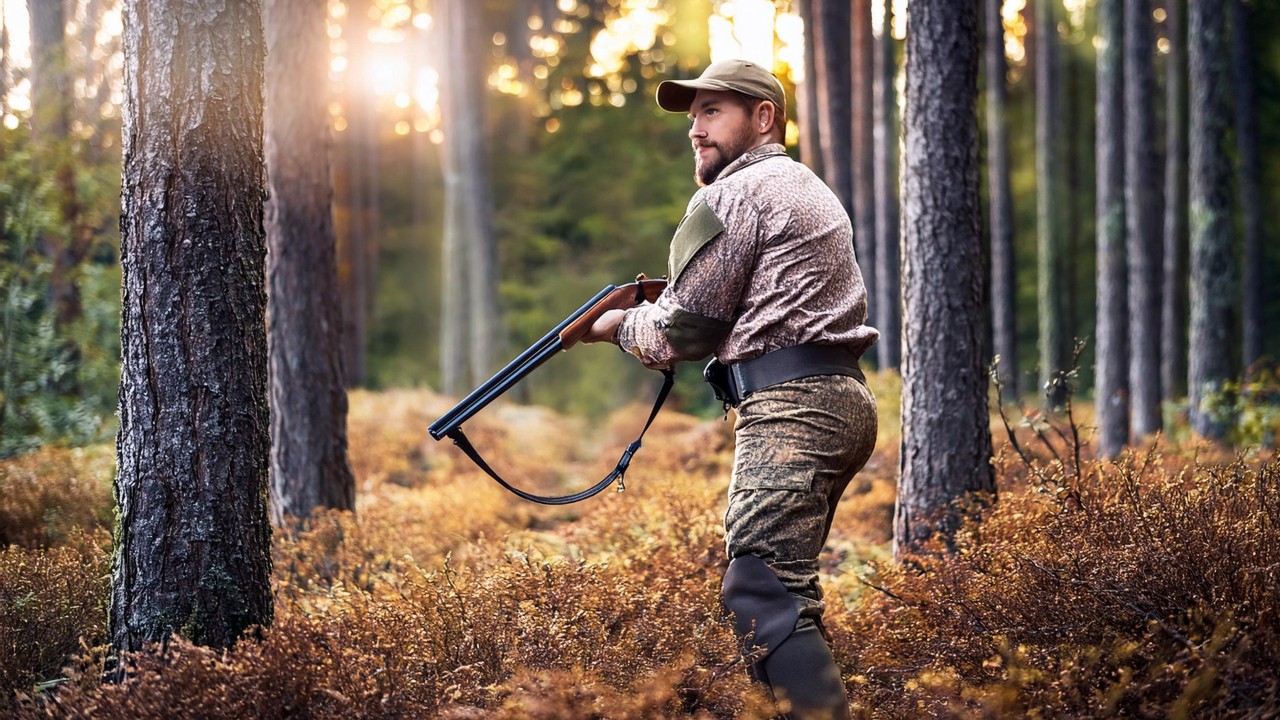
583;59;878;719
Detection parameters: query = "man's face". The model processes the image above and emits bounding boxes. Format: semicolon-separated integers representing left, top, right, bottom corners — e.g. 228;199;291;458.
688;89;759;187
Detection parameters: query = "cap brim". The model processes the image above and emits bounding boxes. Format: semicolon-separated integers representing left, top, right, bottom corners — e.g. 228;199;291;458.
655;78;736;112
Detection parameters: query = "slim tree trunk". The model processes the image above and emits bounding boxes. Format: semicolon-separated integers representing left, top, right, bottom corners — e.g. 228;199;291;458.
1125;0;1162;440
852;0;877;332
439;0;499;392
896;0;993;559
1233;0;1263;371
28;0;90;326
812;0;853;220
112;0;272;657
264;0;356;526
873;1;901;371
984;0;1017;396
1035;0;1067;407
0;6;9;110
336;0;374;387
1187;0;1235;440
1161;0;1188;401
1095;0;1129;459
796;0;823;177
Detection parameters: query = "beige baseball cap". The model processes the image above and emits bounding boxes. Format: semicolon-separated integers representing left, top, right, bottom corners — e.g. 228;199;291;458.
655;58;787;117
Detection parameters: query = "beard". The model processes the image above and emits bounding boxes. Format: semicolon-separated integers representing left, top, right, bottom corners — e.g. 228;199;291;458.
693;124;757;187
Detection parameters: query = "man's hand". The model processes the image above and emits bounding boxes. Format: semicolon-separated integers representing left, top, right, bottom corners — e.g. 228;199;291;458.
580;308;626;345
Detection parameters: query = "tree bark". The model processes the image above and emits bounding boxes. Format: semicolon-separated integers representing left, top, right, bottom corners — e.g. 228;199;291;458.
112;0;272;656
1161;0;1188;401
872;0;900;371
896;0;993;560
1125;0;1162;440
1034;0;1067;407
811;0;853;220
439;0;499;393
1095;0;1129;459
984;0;1017;396
796;0;823;177
1233;0;1263;371
264;0;356;526
852;0;876;336
1187;0;1236;440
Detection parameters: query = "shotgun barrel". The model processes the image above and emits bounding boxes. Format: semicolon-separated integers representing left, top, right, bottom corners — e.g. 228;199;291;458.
427;284;617;440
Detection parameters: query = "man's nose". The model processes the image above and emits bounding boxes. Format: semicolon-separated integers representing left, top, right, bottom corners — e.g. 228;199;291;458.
688;121;705;140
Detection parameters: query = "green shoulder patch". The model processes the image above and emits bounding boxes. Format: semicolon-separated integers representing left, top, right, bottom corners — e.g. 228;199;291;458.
668;200;725;282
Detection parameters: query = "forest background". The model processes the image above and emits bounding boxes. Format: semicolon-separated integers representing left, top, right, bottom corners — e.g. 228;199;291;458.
3;0;1278;455
2;0;1280;717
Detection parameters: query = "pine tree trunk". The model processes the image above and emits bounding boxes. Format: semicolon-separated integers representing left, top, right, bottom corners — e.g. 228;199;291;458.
852;0;877;335
796;0;824;176
1233;0;1263;371
984;0;1017;396
1161;0;1189;401
1095;0;1129;459
1187;0;1236;440
264;0;356;526
1125;0;1162;439
872;2;901;371
336;0;374;387
28;0;89;326
1035;0;1067;407
439;0;499;392
112;0;273;657
812;0;853;220
896;0;994;560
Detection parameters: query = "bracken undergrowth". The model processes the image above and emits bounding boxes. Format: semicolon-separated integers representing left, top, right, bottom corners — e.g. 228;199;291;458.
1;371;1277;718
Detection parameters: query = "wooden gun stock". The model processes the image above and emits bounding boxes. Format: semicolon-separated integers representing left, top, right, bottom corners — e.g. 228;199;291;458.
558;276;667;350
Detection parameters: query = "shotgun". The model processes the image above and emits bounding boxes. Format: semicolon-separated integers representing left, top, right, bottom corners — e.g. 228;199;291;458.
428;275;673;505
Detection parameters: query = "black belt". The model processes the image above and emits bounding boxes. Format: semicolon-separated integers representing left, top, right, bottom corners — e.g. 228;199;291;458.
703;343;866;407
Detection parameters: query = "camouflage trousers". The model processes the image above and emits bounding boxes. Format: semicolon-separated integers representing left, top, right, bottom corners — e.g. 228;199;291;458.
724;373;878;628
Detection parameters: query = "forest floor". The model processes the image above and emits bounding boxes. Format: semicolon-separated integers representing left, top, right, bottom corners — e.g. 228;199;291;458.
1;372;1278;718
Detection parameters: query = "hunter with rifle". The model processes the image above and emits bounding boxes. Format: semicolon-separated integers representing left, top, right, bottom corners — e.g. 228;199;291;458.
431;59;877;719
580;60;879;719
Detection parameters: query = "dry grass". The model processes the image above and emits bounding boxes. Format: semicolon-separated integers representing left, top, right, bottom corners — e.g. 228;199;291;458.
3;371;1278;718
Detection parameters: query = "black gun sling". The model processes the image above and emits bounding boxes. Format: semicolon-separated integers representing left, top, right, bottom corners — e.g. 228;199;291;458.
444;368;675;505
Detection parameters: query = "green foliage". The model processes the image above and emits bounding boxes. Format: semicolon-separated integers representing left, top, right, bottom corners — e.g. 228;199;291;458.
0;128;120;458
1198;365;1280;449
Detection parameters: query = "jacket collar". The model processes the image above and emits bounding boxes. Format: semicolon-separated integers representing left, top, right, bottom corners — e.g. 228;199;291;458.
715;143;788;182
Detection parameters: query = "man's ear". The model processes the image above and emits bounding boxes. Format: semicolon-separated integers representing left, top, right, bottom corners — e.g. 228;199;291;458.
756;101;775;133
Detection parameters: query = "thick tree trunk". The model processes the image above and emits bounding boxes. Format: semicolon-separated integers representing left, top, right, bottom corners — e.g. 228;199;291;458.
872;2;900;371
1233;0;1263;371
264;0;356;526
1095;0;1129;459
1125;0;1162;440
1187;0;1236;440
852;0;876;334
439;0;499;393
811;0;853;220
112;0;272;656
796;0;823;176
1161;0;1189;401
984;0;1017;396
1034;0;1067;407
896;0;993;560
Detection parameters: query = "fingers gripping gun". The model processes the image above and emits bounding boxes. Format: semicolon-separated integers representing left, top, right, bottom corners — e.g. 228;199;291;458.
428;275;672;505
